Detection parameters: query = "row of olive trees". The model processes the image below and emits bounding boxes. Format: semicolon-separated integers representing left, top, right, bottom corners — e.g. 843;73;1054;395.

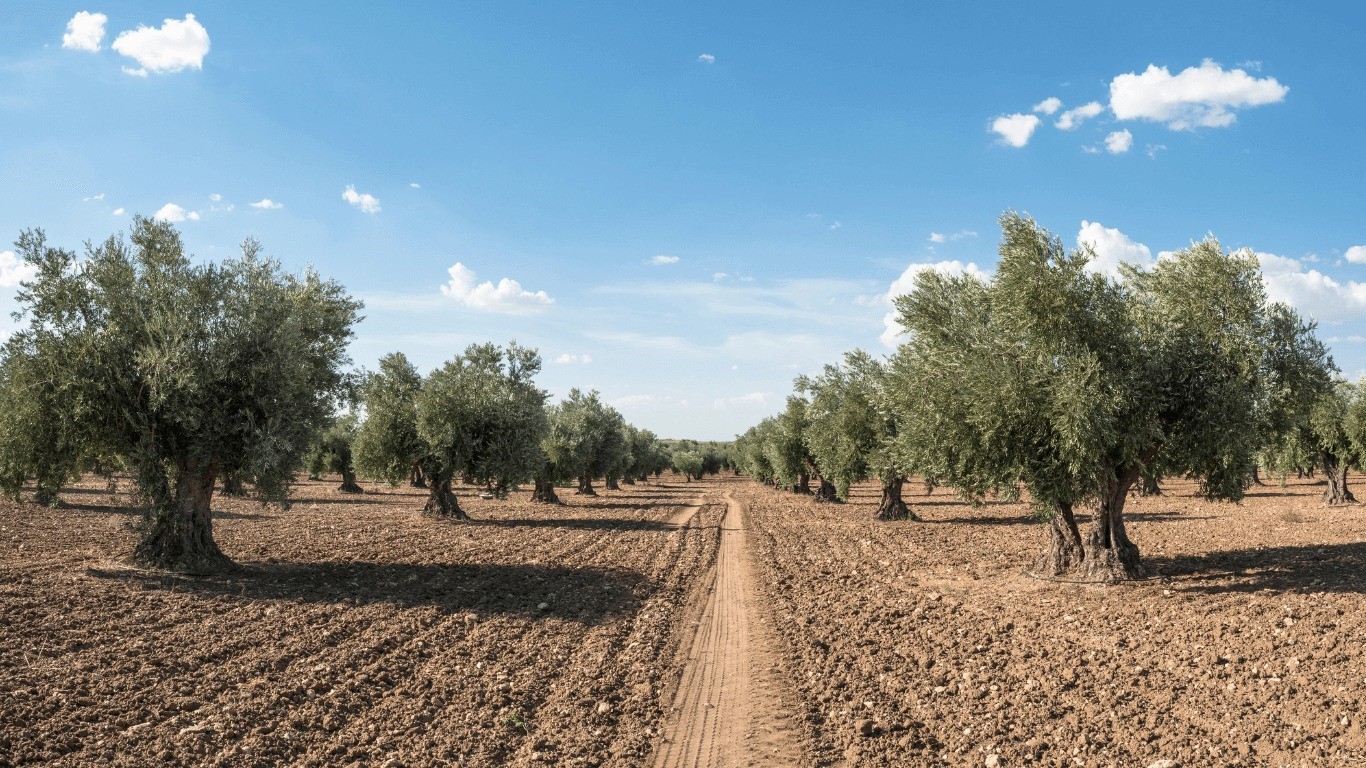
0;218;676;572
348;352;673;517
734;212;1366;583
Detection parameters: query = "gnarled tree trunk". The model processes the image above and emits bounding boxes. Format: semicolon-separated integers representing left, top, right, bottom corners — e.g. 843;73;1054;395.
1082;466;1147;583
423;473;468;519
794;472;811;494
136;456;231;573
814;478;839;502
1250;465;1265;486
876;476;917;521
1321;450;1356;505
1035;501;1085;576
605;475;621;491
577;473;597;496
220;472;247;497
338;466;363;494
409;462;427;488
532;476;561;504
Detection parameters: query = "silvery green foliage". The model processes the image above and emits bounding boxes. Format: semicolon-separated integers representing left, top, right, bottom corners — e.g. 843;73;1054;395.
0;218;360;559
762;396;813;490
1256;304;1337;479
540;389;626;483
888;212;1271;517
671;449;704;479
418;342;549;493
353;352;426;485
797;350;905;500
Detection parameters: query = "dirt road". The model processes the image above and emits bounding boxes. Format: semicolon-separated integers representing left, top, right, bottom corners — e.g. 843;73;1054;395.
651;493;803;768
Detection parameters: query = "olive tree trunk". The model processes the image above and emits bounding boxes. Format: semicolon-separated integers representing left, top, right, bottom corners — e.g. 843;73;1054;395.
1321;450;1356;505
605;475;621;491
409;462;427;488
794;472;811;494
1035;501;1085;576
577;474;597;496
876;476;917;521
814;477;839;502
1082;467;1147;582
219;472;247;497
531;476;561;504
136;456;231;572
338;466;363;494
423;473;468;519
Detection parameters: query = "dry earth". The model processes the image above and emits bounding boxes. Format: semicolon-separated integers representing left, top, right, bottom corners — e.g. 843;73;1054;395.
2;471;1364;768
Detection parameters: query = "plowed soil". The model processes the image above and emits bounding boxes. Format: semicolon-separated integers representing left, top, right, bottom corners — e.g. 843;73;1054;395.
3;471;1364;768
739;473;1366;768
0;477;723;767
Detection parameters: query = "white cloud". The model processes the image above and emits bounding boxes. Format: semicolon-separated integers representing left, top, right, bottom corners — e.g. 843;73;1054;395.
1104;129;1134;154
112;14;210;76
881;260;990;346
990;113;1041;147
112;208;125;216
249;198;283;210
0;251;38;288
1082;145;1100;155
928;232;946;243
209;193;222;202
1109;60;1288;130
649;255;680;266
553;353;593;364
82;193;104;202
697;53;715;64
1033;97;1062;115
1344;246;1366;264
153;203;199;223
1077;220;1153;277
1257;251;1366;323
409;182;421;189
712;272;729;281
62;11;107;52
714;392;772;409
1145;144;1167;158
1055;101;1103;130
951;230;978;240
440;262;553;313
829;221;842;230
342;185;380;214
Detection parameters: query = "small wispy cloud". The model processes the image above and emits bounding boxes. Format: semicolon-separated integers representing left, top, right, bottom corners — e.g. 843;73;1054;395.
713;392;772;409
153;203;200;223
928;232;946;243
409;182;421;189
249;198;283;210
553;353;593;364
697;53;715;64
990;113;1041;147
649;255;680;266
112;208;125;216
82;193;105;202
1105;129;1134;154
1032;96;1062;115
1055;101;1103;130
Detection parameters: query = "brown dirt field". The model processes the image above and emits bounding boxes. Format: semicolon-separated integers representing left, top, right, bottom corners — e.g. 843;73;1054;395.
738;473;1366;768
0;476;723;767
2;471;1364;768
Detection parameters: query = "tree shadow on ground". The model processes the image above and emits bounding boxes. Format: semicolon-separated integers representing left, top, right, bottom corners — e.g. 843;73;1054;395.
468;517;679;532
288;495;396;506
86;560;650;625
1146;542;1366;595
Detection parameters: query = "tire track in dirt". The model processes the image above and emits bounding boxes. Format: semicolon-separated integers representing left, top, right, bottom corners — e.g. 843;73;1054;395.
650;492;803;768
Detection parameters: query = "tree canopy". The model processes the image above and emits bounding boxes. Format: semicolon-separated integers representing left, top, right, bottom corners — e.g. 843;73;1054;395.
0;219;360;571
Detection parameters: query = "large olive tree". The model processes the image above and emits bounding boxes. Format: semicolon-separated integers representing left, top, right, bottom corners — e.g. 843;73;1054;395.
890;212;1270;582
353;352;427;489
0;219;360;571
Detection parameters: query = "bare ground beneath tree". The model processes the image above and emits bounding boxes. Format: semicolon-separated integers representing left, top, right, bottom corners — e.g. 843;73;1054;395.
1;473;1363;767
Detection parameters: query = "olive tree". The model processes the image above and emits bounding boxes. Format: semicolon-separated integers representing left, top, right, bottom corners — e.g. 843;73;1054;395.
800;349;918;519
540;389;626;496
353;352;427;489
672;450;704;481
414;342;548;517
307;413;363;493
890;212;1269;582
1310;380;1366;504
763;396;814;493
0;220;360;571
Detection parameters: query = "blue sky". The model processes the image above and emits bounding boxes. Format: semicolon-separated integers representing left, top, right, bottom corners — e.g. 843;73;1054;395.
2;2;1364;440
